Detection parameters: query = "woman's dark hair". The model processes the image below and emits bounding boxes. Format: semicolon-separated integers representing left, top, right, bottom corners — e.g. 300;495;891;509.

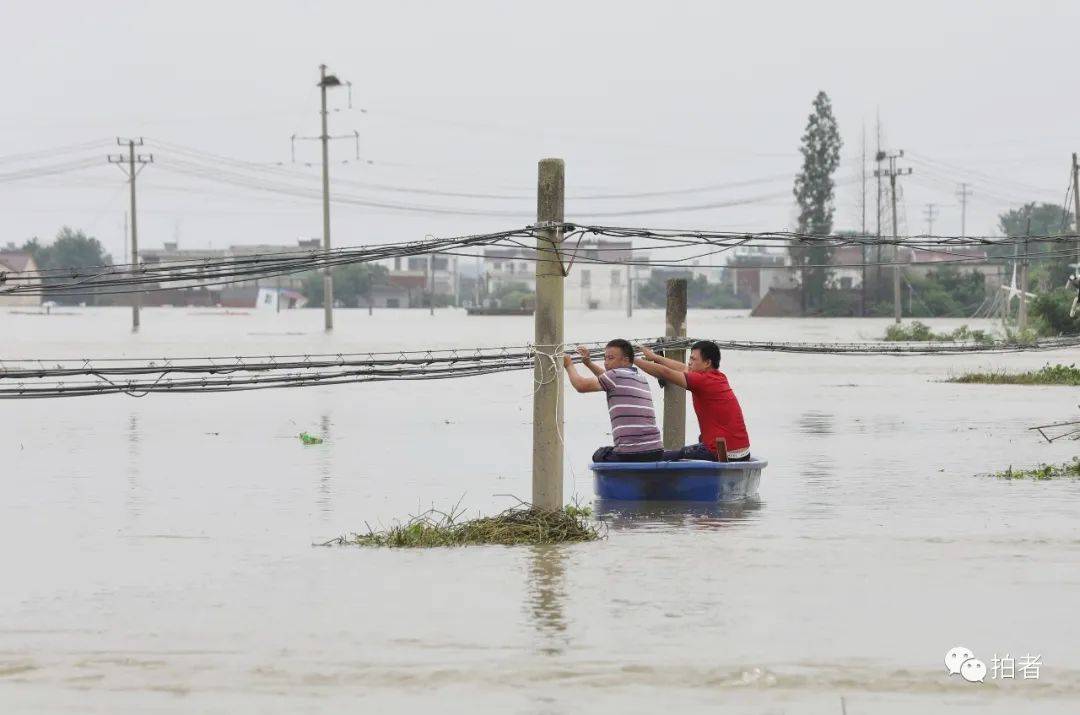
606;338;634;362
691;340;721;368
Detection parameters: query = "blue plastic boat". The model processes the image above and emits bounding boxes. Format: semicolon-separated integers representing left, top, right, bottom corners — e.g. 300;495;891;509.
590;459;767;502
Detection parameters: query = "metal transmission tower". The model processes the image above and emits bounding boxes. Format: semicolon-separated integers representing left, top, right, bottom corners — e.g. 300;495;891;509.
873;150;912;323
923;203;938;235
955;183;973;239
292;64;355;331
107;138;153;333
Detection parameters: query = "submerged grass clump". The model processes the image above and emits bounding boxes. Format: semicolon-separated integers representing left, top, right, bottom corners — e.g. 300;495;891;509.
948;363;1080;386
991;458;1080;480
884;321;995;344
322;502;603;548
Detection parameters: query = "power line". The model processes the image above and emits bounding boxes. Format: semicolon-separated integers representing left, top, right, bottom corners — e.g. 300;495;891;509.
0;138;111;165
4;334;1078;399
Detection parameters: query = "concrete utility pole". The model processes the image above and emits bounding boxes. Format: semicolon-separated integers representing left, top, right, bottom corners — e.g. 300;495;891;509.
956;183;972;239
874;113;884;303
874;150;912;323
923;203;938;235
1019;236;1030;332
318;64;344;331
427;254;435;316
662;279;688;450
474;254;482;307
532;158;565;512
291;66;355;328
625;262;633;318
860;123;867;317
108;138;152;333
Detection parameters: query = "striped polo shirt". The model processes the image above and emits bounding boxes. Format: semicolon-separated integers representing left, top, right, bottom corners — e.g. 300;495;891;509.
598;366;663;454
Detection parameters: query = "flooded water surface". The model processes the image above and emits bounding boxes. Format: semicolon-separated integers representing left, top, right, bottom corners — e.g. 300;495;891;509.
2;307;1079;713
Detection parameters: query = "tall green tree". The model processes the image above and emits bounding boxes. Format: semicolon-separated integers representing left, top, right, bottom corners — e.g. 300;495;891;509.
792;91;842;313
995;202;1075;289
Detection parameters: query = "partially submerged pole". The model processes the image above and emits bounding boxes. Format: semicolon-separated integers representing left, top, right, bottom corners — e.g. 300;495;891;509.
662;278;687;449
1072;153;1080;270
319;64;334;332
1019;237;1029;332
890;170;902;324
532;158;565;511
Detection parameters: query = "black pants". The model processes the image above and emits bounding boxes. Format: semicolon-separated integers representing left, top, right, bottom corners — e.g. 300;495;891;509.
592;446;665;463
662;443;752;462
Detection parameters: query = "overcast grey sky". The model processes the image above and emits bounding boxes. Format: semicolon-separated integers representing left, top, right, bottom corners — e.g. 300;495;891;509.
1;0;1075;261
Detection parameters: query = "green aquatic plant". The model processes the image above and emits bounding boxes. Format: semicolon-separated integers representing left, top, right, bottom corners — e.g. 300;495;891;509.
948;363;1080;386
883;321;995;344
991;458;1080;480
322;502;602;548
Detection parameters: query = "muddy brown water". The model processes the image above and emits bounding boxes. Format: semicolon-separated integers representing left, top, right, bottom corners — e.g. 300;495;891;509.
2;307;1078;713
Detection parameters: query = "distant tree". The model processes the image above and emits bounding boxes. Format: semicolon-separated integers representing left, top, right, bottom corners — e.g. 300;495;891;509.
636;272;747;309
21;227;113;304
792;91;842;314
996;203;1075;289
906;266;987;318
301;263;389;308
1030;288;1080;336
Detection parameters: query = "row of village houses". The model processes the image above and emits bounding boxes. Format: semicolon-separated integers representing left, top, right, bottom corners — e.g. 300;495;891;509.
1;238;1004;311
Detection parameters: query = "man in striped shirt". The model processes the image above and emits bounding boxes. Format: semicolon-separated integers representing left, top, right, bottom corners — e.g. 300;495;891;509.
563;339;664;463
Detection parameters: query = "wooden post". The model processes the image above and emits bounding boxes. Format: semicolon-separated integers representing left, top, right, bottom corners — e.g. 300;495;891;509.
532;158;565;511
662;278;687;450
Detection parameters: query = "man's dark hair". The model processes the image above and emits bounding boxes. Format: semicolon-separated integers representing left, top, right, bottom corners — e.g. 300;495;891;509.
606;338;634;362
691;340;721;369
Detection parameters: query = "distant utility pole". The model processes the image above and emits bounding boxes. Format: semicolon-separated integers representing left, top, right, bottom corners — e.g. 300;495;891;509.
626;262;633;318
292;64;353;331
860;123;868;236
427;254;435;316
874;150;912;324
860;123;867;317
1071;153;1080;269
923;203;938;235
319;65;341;331
108;138;152;333
955;183;972;239
874;113;884;305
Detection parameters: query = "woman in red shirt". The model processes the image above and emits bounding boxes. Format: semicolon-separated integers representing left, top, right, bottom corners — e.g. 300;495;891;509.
634;340;751;461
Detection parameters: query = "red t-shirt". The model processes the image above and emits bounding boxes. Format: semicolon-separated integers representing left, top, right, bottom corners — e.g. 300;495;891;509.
684;369;750;455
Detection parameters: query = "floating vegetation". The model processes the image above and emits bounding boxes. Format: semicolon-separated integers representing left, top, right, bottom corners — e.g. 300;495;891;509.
322;502;603;548
883;321;994;344
991;458;1080;480
948;363;1080;386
